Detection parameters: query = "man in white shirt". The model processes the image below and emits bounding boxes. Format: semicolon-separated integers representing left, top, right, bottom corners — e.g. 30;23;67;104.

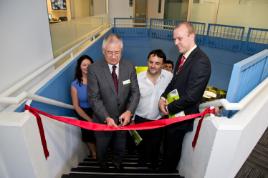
135;49;173;170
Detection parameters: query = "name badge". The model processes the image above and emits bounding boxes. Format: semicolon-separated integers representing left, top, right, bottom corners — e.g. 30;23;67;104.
123;79;131;85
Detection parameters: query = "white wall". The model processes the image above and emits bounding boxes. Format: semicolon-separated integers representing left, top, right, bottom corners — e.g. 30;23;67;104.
43;115;87;178
93;0;106;15
0;111;87;178
0;147;9;178
70;0;90;19
0;112;49;178
108;0;134;24
217;3;268;29
191;2;219;23
0;0;54;94
147;0;165;19
190;0;268;29
108;0;165;22
179;118;220;178
179;78;268;178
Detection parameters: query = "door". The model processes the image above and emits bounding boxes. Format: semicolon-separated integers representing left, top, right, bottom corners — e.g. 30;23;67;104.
134;0;147;27
164;0;189;21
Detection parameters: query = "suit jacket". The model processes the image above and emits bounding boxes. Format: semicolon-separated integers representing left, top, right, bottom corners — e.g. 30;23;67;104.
88;59;140;124
162;47;211;131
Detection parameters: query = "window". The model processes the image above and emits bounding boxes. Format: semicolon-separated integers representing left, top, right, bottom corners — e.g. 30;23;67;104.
51;0;67;10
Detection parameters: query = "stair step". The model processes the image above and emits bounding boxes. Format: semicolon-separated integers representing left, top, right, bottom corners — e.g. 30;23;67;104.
84;157;140;162
71;166;158;173
79;161;143;166
87;154;140;159
63;172;183;178
62;151;181;178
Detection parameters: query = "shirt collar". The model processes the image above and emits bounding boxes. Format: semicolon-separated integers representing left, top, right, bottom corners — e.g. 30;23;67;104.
183;45;197;59
108;63;119;73
108;63;119;68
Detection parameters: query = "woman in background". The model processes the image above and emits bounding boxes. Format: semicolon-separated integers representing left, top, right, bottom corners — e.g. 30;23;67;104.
71;55;96;159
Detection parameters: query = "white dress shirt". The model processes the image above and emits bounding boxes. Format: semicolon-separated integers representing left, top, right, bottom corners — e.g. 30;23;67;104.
182;44;197;62
108;63;119;76
135;69;173;120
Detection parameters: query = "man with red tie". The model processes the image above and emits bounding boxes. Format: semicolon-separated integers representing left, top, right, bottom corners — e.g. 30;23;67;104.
159;22;211;173
88;34;140;171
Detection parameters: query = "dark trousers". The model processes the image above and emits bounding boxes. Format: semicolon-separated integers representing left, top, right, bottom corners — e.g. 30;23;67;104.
95;131;127;166
75;108;95;143
135;115;163;168
161;124;188;172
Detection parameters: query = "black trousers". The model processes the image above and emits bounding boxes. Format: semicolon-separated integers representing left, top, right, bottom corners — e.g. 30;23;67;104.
95;131;127;166
135;115;163;168
161;123;189;172
75;108;95;143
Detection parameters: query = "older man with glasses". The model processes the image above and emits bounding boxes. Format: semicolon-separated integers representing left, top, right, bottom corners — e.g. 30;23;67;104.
88;33;140;171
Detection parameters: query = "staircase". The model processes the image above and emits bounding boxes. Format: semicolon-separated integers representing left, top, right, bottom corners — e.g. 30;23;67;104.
62;151;183;178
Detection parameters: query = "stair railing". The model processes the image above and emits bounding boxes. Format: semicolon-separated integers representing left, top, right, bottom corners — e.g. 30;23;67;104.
0;24;110;107
2;76;266;114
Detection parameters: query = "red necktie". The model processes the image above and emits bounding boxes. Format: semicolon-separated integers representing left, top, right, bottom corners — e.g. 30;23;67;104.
177;55;186;73
112;65;118;94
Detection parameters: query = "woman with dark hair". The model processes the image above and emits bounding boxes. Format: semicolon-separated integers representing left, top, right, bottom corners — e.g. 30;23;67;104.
71;55;96;159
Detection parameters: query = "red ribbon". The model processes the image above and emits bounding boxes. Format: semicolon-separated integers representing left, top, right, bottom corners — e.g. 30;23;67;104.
25;105;49;159
25;105;215;158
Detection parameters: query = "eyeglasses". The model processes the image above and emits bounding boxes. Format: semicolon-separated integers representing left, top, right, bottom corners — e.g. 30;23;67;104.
106;50;121;56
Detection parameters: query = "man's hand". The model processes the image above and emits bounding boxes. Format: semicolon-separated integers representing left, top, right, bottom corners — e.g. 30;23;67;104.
105;117;118;127
119;110;132;126
159;97;169;115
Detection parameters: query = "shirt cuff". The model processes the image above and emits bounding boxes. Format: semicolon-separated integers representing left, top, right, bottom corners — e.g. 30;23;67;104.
165;106;169;113
160;97;167;102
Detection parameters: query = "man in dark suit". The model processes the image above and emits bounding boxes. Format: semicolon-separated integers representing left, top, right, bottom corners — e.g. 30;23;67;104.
88;34;140;170
159;22;211;173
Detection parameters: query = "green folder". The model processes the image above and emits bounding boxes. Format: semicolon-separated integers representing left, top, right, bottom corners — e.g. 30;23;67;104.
129;130;142;146
166;89;180;118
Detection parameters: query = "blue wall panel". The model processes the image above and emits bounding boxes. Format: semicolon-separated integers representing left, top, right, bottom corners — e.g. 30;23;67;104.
16;27;265;117
227;49;268;103
113;29;248;91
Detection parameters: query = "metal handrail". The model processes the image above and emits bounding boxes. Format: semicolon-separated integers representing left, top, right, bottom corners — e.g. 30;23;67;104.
1;75;266;113
1;72;267;111
15;77;268;112
1;91;74;110
3;75;267;112
0;92;28;104
28;93;73;109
